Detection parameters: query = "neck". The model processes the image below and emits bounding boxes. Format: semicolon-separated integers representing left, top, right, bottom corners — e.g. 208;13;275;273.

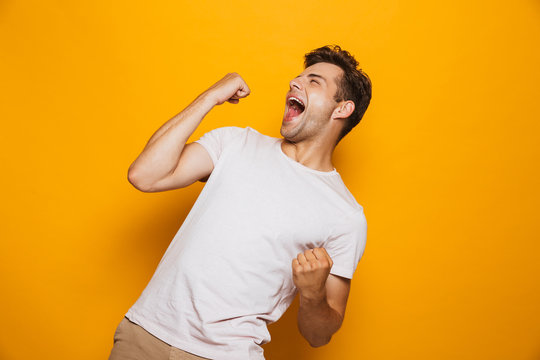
280;137;336;172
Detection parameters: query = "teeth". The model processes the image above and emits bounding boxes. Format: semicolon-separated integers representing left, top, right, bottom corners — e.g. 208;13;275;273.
289;96;304;107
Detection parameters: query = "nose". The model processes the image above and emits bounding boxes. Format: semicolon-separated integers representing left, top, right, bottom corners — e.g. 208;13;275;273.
289;77;302;91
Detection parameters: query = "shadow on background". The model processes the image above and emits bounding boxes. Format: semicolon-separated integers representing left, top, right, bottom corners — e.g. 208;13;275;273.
263;295;314;359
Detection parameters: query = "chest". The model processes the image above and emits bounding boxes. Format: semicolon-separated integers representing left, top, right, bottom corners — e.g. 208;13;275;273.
208;146;336;250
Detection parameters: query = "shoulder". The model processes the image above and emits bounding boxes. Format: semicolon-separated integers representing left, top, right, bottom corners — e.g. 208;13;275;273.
195;126;250;148
210;125;272;140
328;175;365;215
339;207;367;232
196;126;277;154
239;126;281;146
211;125;248;137
245;126;276;140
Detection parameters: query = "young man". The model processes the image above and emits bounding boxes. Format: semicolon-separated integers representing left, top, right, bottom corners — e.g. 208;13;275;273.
109;45;372;360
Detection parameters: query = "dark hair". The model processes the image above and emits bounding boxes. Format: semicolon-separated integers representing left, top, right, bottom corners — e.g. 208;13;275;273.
304;44;372;143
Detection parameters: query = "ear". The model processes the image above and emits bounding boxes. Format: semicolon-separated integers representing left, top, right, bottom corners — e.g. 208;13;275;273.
332;100;355;120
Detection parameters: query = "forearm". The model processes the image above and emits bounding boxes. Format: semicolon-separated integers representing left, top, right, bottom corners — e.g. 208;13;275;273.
297;291;343;347
128;92;216;188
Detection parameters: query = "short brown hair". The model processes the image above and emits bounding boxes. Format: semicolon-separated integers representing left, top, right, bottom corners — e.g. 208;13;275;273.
304;45;372;143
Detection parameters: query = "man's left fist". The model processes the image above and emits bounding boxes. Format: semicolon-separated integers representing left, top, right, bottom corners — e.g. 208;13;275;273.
292;247;333;300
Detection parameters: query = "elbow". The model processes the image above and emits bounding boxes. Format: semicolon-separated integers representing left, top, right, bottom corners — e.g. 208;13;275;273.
127;169;153;193
309;337;331;348
307;334;332;348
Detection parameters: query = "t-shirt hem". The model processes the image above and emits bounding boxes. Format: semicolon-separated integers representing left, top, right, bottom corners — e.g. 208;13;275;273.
194;139;218;167
125;309;265;360
330;265;354;279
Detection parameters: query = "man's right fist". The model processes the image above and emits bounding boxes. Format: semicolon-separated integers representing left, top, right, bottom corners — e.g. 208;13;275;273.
204;72;251;106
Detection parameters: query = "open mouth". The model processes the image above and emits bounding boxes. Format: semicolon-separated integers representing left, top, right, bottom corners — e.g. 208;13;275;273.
284;96;305;122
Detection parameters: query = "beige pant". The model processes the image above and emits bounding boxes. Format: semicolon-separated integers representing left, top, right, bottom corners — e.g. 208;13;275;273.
108;316;211;360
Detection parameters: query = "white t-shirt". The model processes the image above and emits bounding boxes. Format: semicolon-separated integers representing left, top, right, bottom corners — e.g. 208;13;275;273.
125;126;367;360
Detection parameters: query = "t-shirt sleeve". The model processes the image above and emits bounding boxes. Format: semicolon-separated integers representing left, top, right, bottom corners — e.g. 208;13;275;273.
324;209;367;279
193;126;245;166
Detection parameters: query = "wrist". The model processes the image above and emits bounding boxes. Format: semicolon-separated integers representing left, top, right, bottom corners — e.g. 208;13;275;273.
197;91;219;108
299;288;327;305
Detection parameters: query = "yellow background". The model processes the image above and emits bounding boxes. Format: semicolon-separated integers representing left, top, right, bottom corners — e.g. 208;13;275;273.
1;0;539;359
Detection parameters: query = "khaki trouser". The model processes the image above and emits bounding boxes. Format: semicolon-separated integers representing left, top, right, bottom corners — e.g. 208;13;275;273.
108;316;210;360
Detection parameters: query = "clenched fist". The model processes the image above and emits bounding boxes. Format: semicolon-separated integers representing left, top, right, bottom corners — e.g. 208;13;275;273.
292;247;333;300
203;72;251;106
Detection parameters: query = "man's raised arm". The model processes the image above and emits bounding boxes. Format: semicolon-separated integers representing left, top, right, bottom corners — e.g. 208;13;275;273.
127;72;250;192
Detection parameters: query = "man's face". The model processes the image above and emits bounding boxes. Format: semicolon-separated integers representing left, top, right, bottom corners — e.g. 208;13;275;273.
281;62;344;142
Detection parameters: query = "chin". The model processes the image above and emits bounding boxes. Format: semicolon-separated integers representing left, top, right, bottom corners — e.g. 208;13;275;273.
279;127;288;139
280;127;301;143
279;127;291;140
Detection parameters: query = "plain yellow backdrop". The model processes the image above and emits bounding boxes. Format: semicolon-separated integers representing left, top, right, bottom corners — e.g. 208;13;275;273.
1;0;539;359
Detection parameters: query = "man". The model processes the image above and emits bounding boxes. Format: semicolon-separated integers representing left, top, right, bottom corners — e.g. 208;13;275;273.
109;44;372;360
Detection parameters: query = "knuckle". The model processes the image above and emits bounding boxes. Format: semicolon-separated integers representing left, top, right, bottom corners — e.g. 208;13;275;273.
320;259;330;267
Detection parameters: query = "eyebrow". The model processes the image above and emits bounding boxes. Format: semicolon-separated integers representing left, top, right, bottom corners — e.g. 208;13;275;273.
295;73;327;84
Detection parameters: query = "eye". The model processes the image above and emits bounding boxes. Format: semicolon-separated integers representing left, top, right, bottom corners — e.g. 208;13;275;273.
311;79;319;84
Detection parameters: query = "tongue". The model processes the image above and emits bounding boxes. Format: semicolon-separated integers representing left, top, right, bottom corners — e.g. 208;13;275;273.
285;105;303;122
